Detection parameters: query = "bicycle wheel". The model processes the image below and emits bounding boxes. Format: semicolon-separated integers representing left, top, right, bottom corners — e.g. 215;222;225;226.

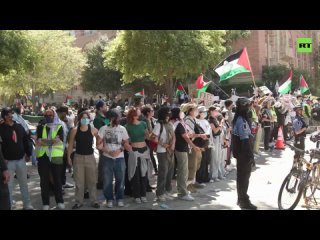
278;170;306;210
303;170;316;200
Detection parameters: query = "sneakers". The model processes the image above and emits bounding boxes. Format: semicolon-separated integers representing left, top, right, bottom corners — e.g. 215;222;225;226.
72;203;83;210
91;202;100;209
135;198;142;204
209;179;214;183
180;194;195;201
194;182;206;188
157;195;166;202
165;192;174;200
107;201;113;208
239;202;258;210
63;183;74;189
118;200;124;207
141;197;148;203
213;178;221;182
57;203;65;210
23;204;34;210
43;205;50;210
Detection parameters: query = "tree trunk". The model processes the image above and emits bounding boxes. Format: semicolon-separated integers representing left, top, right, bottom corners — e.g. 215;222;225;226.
164;77;174;104
31;84;38;114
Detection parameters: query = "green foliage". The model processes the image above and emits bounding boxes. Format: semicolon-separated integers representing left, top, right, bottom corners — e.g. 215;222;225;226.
0;31;85;102
81;37;122;94
104;30;227;84
0;30;33;75
224;30;251;53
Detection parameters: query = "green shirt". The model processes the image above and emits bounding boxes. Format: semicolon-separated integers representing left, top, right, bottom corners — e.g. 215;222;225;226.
93;113;109;130
125;121;147;143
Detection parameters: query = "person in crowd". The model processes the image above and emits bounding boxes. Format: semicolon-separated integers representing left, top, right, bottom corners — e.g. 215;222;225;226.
67;110;100;209
261;100;273;151
184;103;208;193
293;105;308;159
0;143;10;210
0;107;33;210
93;100;109;190
208;106;222;182
35;108;65;210
232;98;257;210
57;106;74;190
195;106;211;185
125;107;152;203
142;105;158;175
97;109;132;208
171;107;198;201
151;107;175;202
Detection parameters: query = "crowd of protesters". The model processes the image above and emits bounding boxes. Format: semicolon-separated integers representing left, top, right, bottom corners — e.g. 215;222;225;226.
1;91;320;210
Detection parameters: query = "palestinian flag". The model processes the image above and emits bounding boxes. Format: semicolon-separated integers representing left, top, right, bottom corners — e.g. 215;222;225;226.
197;82;211;97
299;75;309;94
195;74;211;97
278;70;292;95
175;83;184;97
214;48;251;81
134;89;144;97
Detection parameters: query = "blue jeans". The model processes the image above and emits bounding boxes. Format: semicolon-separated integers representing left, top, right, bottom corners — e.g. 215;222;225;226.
7;159;31;208
102;156;126;201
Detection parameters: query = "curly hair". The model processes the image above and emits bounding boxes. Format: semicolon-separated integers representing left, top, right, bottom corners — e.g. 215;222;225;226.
127;107;139;124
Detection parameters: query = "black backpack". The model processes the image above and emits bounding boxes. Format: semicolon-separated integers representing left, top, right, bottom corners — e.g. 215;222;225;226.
189;119;209;148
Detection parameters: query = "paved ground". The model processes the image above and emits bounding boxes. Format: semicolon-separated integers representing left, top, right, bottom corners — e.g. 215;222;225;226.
11;135;320;210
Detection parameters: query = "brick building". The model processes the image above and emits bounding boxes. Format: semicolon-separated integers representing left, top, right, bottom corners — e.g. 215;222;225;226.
230;30;320;87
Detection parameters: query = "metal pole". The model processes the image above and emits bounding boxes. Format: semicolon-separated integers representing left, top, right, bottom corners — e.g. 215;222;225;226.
203;75;230;98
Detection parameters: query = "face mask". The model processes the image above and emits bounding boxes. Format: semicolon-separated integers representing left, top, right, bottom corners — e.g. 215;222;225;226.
179;112;185;120
80;118;90;126
200;112;207;119
45;117;53;123
15;109;21;115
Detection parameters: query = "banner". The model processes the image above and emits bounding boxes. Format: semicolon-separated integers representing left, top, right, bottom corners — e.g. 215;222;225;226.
200;92;215;107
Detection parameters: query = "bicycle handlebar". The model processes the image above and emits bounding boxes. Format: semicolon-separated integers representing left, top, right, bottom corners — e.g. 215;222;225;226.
286;143;309;154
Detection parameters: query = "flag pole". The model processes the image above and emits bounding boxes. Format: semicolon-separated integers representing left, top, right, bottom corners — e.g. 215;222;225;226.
180;83;189;99
245;47;257;88
203;75;230;98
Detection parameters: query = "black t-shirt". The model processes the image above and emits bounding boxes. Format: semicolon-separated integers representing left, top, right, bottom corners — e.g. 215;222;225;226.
175;122;189;152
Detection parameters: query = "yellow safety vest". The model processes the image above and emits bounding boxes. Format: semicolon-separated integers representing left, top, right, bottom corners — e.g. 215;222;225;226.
35;124;64;159
271;107;277;123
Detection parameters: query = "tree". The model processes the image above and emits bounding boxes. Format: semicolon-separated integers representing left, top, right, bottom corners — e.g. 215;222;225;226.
224;30;251;53
104;30;227;102
0;30;85;110
0;30;32;75
81;37;122;95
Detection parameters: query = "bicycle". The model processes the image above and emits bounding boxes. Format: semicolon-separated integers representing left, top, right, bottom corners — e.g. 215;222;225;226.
278;144;320;210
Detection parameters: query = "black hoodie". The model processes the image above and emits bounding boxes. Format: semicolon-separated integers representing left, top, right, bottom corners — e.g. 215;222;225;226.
0;121;31;160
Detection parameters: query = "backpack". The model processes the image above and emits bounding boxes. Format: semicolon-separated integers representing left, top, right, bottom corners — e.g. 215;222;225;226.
148;123;164;151
189;119;209;148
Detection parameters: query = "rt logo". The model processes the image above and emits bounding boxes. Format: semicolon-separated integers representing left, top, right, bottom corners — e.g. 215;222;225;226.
297;38;312;53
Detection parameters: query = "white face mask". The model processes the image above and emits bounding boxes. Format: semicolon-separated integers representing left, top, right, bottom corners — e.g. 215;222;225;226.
179;112;185;120
200;112;207;119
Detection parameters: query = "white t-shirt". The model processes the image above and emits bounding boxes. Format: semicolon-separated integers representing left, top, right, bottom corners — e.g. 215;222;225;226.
98;125;129;159
152;122;170;153
197;118;211;135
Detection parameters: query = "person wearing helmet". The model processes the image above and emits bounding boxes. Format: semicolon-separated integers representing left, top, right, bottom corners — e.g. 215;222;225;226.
292;105;307;159
232;98;257;210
